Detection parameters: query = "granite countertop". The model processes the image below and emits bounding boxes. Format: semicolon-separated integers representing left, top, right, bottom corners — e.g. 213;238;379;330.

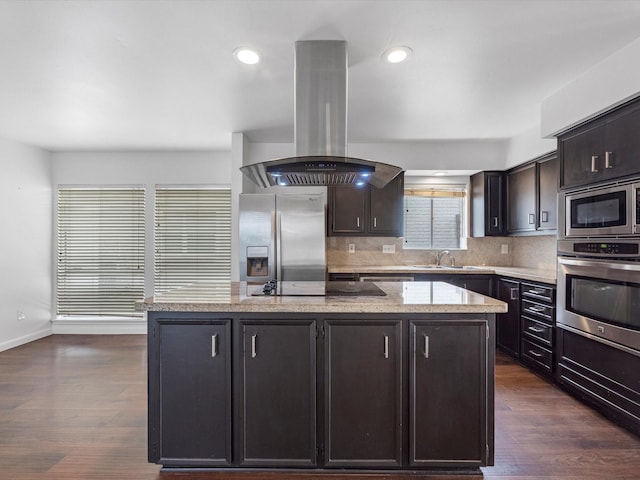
137;281;507;314
328;265;557;284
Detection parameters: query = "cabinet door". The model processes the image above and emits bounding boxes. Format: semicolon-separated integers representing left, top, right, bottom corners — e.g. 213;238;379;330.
410;321;488;467
368;174;404;236
602;102;640;182
328;186;366;235
537;154;558;231
156;322;231;466
496;278;520;358
239;321;317;467
559;123;603;189
507;164;537;233
324;320;403;468
471;171;506;237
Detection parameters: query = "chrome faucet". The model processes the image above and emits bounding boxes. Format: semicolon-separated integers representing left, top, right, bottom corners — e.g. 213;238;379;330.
435;250;455;266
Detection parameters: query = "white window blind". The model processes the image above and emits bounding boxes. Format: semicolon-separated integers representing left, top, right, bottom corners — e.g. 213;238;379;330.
404;186;466;249
56;187;145;317
154;187;231;294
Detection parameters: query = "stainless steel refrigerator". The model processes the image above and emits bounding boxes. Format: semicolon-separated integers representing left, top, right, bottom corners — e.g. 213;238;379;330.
239;192;326;295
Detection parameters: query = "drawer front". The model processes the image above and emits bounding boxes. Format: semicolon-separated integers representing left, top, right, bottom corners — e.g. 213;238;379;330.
521;338;553;372
521;299;554;324
521;282;555;303
522;316;553;347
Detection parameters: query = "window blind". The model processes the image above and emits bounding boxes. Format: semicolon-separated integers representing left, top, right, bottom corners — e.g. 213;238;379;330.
56;187;145;317
154;187;231;294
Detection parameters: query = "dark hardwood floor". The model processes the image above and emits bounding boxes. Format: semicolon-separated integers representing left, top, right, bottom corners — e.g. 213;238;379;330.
1;335;639;479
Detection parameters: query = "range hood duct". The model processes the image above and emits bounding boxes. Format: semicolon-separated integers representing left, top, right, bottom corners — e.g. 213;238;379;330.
241;40;403;188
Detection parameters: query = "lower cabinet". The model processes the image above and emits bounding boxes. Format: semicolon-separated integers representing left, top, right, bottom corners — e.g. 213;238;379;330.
410;321;488;467
238;320;317;467
495;278;521;358
324;320;403;467
148;313;494;471
151;320;232;466
557;328;640;436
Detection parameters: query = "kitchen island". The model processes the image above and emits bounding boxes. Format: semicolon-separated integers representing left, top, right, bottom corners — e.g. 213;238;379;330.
138;281;507;474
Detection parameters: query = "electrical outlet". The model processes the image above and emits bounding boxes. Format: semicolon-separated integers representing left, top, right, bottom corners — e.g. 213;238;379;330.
348;244;356;253
382;245;395;254
501;244;509;254
17;310;26;321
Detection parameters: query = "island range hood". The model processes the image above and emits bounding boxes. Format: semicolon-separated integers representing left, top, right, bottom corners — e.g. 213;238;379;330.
241;40;403;189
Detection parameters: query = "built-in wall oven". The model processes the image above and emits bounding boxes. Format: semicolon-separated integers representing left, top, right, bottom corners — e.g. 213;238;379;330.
557;239;640;354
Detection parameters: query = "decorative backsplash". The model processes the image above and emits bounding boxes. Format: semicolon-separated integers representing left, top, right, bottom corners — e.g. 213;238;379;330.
327;235;557;271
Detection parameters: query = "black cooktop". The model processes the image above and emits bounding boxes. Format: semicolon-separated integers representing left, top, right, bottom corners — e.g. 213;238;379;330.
325;281;386;297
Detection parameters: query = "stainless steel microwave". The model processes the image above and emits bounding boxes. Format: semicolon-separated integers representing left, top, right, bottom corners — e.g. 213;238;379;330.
564;181;640;237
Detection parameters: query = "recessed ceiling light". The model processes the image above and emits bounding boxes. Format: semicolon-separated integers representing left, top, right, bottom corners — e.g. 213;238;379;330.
433;171;447;176
382;46;413;64
234;47;260;65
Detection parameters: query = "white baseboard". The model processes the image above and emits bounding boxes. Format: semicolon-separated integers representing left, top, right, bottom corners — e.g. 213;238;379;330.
0;327;53;353
52;318;147;335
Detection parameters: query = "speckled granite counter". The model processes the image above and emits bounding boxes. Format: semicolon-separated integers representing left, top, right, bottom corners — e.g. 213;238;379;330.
137;281;507;314
327;265;557;284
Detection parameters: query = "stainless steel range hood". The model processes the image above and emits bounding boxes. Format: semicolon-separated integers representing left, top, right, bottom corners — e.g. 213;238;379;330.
241;40;403;189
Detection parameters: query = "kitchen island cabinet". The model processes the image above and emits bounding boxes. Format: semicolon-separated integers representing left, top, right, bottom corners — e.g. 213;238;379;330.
140;281;505;473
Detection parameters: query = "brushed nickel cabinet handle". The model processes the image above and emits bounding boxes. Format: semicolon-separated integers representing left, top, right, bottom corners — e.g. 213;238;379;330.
605;151;613;169
510;287;519;300
591;155;599;173
211;334;218;358
541;211;549;223
374;217;377;228
383;335;389;359
527;326;545;334
492;217;498;227
528;349;543;358
356;216;360;228
251;334;257;358
528;213;535;224
423;334;429;359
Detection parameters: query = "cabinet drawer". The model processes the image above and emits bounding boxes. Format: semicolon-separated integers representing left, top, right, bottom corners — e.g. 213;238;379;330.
521;338;553;372
521;299;554;323
520;283;555;303
522;317;553;347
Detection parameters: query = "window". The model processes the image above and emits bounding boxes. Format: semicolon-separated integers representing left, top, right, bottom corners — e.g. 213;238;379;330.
56;187;145;317
403;186;465;249
154;187;231;294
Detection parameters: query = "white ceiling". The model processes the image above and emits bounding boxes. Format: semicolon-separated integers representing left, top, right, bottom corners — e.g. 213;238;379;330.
1;0;640;151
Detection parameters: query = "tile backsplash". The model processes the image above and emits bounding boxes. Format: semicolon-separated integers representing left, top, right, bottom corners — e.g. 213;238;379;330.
327;235;557;271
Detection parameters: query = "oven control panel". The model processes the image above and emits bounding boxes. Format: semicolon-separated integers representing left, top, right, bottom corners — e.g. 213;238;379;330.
558;240;640;258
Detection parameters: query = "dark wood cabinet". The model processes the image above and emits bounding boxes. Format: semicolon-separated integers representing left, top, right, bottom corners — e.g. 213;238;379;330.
151;320;232;466
445;274;493;297
559;98;640;189
495;278;520;358
238;320;317;467
519;281;555;376
537;154;558;232
471;171;506;237
148;311;495;471
324;320;403;468
410;320;488;467
328;173;404;236
507;152;558;235
557;328;640;436
328;185;367;234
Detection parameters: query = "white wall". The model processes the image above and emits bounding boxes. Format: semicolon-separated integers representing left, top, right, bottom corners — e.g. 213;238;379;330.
504;124;557;169
51;150;231;333
542;37;640;137
0;137;53;351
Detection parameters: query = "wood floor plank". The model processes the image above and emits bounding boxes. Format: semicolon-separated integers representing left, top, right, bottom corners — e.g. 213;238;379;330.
1;335;639;479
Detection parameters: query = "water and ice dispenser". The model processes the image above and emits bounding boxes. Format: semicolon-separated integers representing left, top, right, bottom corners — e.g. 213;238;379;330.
245;246;269;278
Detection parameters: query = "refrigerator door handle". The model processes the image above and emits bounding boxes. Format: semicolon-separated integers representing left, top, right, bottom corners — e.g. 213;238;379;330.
276;212;282;281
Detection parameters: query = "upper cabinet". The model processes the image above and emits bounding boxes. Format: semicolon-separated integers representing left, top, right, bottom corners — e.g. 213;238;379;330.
328;173;404;237
506;152;558;235
470;171;506;237
559;98;640;190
